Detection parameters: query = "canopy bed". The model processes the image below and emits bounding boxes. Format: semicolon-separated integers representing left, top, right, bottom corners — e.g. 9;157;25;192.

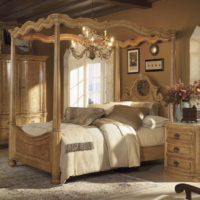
8;13;176;184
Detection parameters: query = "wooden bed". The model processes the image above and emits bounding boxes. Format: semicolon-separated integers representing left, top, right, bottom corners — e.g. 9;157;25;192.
8;14;176;184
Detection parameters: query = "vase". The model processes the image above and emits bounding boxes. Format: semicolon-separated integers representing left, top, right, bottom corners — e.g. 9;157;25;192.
175;101;191;122
175;103;183;122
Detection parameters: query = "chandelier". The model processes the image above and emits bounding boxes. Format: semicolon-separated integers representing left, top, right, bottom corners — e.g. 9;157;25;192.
70;26;114;60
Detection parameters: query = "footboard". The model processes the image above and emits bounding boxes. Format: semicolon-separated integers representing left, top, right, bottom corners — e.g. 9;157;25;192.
9;125;52;173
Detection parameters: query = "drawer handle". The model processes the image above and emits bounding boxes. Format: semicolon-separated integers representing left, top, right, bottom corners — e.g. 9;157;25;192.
173;147;180;153
174;133;180;139
173;161;179;167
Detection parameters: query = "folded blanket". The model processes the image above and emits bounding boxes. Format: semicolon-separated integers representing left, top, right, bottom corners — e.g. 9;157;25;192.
93;118;140;168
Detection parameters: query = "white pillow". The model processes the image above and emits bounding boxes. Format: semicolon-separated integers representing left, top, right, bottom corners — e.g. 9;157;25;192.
143;115;168;128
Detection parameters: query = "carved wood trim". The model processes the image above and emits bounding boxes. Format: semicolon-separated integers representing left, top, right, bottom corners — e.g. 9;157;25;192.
9;13;175;39
0;54;48;61
122;74;163;103
19;33;83;43
19;32;109;45
14;126;52;173
118;35;170;48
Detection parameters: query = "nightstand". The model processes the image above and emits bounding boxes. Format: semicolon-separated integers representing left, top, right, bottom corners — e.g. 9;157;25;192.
164;122;200;181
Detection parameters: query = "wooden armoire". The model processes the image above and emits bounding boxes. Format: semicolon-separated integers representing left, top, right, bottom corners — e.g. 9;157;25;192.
0;54;47;145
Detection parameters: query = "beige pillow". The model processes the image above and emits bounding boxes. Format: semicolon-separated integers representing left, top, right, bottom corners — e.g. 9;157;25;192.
63;107;105;126
89;101;158;116
106;105;149;130
88;103;114;115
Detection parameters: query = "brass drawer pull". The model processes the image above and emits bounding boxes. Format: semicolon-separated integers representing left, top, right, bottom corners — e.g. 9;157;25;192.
174;146;180;153
173;161;179;167
174;133;180;139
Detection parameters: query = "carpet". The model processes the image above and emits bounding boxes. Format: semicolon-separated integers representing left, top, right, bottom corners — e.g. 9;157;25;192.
0;156;167;200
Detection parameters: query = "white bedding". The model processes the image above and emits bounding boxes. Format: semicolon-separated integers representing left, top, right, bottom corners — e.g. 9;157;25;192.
20;120;164;183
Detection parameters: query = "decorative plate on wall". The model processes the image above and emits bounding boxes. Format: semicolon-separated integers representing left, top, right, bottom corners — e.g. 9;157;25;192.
149;44;159;56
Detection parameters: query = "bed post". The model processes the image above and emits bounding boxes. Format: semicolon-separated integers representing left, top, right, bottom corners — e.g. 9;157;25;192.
51;20;61;184
168;35;176;122
114;41;120;101
8;36;16;167
171;35;176;85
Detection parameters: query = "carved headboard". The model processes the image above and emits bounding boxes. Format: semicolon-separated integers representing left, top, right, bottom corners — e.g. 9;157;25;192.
122;74;167;116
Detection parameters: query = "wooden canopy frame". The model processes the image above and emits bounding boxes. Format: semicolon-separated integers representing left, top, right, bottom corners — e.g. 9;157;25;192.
8;13;176;184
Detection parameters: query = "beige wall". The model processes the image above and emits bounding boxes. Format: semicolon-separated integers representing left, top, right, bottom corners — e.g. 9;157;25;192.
100;0;200;97
34;0;200;120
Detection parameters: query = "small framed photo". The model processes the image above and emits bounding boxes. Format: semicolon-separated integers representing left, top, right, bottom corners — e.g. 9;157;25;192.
0;23;33;54
127;48;140;74
145;58;164;72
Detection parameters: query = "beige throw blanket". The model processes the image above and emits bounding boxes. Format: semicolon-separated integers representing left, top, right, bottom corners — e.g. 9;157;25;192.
93;118;140;168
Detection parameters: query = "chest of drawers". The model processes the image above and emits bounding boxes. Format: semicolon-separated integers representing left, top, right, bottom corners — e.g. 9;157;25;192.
164;123;200;181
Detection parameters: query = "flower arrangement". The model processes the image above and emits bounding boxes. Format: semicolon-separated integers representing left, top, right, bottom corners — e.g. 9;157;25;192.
165;80;200;105
190;80;200;100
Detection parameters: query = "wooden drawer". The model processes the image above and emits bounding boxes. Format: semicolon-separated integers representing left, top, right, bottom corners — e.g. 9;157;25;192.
167;143;194;158
167;129;194;144
167;155;194;173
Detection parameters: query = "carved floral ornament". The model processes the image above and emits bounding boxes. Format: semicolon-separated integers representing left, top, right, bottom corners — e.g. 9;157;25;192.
122;74;163;103
8;13;176;48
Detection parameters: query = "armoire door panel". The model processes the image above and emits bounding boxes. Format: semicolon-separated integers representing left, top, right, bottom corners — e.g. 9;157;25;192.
0;54;47;144
0;60;10;114
16;61;23;114
25;60;42;113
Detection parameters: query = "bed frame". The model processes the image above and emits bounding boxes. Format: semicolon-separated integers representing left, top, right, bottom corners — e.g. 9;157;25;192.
8;14;176;184
122;73;166;162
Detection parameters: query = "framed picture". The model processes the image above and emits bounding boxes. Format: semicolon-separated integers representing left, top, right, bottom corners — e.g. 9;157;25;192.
0;22;33;54
0;22;16;54
127;48;140;74
145;58;164;72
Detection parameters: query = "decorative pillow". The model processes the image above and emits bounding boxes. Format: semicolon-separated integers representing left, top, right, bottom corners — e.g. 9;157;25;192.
142;115;168;128
63;107;105;126
89;101;158;116
129;102;158;115
88;103;114;116
106;105;150;130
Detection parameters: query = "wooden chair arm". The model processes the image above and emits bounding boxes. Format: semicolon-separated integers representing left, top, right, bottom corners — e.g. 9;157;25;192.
175;183;200;200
